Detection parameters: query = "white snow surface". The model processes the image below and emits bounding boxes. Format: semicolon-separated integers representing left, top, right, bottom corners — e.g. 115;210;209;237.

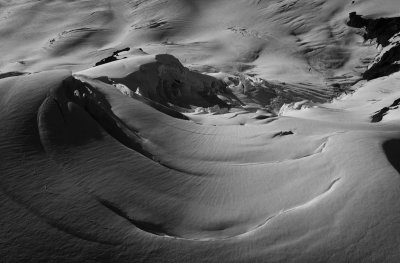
1;0;400;262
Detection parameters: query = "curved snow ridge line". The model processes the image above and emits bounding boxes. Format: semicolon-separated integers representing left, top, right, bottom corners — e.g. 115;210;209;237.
158;162;208;177
230;137;329;166
105;177;342;242
222;177;342;241
157;135;334;176
96;196;178;239
36;96;62;151
153;137;329;177
0;187;120;246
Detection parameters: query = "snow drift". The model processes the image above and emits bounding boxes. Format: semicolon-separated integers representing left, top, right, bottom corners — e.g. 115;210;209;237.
1;0;400;262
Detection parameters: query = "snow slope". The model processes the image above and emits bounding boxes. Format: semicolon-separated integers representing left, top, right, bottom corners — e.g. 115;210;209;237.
1;0;400;262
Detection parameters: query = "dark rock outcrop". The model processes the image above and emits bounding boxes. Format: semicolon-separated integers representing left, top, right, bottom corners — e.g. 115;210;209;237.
347;12;400;80
371;98;400;123
347;12;400;46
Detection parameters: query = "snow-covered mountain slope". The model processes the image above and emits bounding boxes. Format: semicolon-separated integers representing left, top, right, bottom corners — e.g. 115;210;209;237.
1;0;400;262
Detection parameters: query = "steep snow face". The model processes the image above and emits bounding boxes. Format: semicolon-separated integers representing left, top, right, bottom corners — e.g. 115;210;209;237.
1;0;400;263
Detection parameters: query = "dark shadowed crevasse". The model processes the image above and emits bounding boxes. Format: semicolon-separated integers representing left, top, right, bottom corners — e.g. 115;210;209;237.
94;47;131;67
0;71;29;79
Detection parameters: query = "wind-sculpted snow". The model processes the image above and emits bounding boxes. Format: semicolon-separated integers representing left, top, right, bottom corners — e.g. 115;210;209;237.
1;0;400;262
2;59;400;262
